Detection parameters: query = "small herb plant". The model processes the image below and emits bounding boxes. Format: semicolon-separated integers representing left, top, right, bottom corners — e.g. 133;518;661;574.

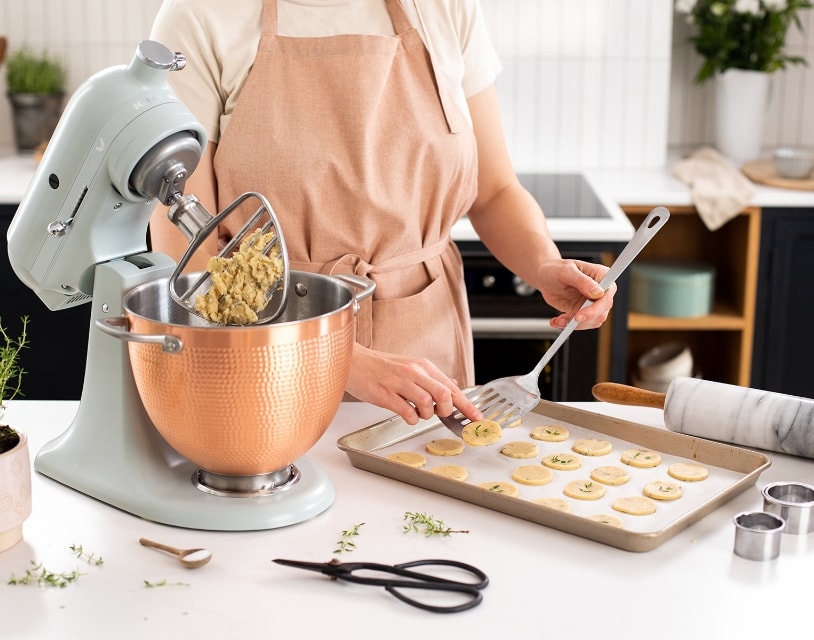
402;512;469;536
0;316;29;454
5;49;66;94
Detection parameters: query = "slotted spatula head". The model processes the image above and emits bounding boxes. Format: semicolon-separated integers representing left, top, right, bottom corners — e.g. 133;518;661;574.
438;206;670;437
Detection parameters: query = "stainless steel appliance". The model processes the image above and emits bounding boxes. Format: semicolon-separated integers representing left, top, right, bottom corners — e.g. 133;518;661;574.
456;173;631;401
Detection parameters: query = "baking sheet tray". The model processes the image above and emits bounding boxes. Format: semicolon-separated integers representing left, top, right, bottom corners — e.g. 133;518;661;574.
337;401;771;552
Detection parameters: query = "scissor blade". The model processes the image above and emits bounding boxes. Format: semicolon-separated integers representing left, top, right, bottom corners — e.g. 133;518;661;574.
273;558;337;575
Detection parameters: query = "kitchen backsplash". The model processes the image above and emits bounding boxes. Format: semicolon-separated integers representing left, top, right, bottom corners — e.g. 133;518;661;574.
0;0;811;169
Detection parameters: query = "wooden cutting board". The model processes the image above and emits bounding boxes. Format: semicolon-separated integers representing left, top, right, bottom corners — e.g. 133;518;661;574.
741;159;814;191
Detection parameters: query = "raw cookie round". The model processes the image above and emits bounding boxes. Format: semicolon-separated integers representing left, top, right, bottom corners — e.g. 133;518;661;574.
511;465;554;486
386;451;427;468
572;438;613;456
500;441;540;459
563;480;606;501
586;514;624;528
428;464;468;481
532;497;571;512
461;419;503;446
590;465;631;486
529;425;570;442
478;481;519;497
668;462;709;482
426;438;465;456
612;496;657;515
541;453;581;471
620;449;662;468
505;417;522;428
643;480;683;501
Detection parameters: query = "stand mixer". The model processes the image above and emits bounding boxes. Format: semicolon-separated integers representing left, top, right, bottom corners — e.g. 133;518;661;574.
6;41;336;530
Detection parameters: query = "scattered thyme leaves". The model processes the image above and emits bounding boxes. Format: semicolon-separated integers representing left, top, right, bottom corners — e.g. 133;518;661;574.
7;561;82;588
402;512;469;536
69;544;104;566
144;579;190;588
333;522;365;554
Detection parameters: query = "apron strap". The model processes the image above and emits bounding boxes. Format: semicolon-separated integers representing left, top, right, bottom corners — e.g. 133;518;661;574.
262;0;278;35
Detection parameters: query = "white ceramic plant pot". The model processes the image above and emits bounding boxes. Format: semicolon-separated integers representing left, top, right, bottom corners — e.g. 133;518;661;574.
714;69;772;164
0;430;33;552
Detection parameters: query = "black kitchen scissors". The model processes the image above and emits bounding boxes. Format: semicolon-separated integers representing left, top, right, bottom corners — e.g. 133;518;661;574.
273;557;488;613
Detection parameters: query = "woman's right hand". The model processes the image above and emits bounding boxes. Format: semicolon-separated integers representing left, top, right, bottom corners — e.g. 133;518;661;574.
346;344;483;426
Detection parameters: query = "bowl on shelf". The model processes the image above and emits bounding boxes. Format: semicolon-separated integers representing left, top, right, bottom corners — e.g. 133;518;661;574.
772;147;814;180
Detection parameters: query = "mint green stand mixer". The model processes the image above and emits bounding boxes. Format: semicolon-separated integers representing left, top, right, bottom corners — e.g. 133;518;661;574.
6;41;335;530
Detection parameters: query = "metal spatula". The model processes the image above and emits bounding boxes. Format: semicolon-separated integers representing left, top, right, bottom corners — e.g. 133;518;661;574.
439;206;670;437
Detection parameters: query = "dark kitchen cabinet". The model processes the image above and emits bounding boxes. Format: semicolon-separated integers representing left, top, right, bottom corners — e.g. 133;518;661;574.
1;204;90;399
751;207;814;396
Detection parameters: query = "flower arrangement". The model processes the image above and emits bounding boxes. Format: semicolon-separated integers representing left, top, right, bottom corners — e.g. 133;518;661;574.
675;0;813;83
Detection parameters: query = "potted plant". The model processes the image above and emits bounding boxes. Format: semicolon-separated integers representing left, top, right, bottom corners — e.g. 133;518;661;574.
0;316;32;553
674;0;813;161
5;46;67;153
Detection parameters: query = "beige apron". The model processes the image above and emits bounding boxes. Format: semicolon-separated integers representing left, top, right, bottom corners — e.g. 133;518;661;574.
214;0;479;385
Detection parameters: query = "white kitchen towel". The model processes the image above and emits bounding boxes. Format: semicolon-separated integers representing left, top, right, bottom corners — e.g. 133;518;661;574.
672;147;756;231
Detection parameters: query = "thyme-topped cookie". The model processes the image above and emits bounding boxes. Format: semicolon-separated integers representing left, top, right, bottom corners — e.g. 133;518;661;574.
563;480;606;501
620;448;662;468
643;480;683;501
541;452;581;471
460;419;502;446
478;481;519;497
529;425;570;442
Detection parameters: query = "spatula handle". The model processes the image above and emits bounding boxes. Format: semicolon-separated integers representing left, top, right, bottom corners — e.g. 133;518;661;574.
591;382;666;409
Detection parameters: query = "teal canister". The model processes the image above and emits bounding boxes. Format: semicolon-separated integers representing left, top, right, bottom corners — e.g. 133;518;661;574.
630;261;716;318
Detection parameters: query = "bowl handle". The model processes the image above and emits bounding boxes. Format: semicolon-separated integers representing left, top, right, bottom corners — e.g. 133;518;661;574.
95;317;184;353
333;274;376;314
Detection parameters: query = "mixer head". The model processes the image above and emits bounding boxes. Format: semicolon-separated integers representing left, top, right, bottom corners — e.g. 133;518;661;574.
6;40;207;311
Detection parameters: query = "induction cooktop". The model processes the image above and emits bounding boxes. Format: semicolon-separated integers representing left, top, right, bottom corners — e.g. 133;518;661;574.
518;173;609;218
452;172;634;243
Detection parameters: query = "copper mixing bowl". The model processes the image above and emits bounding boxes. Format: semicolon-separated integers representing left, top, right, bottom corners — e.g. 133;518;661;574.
101;272;373;476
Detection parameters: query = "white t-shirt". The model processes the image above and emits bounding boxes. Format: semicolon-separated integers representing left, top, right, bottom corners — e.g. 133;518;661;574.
150;0;502;143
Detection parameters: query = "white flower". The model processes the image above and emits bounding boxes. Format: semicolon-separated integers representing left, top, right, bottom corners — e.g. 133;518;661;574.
763;0;789;10
734;0;762;14
675;0;698;13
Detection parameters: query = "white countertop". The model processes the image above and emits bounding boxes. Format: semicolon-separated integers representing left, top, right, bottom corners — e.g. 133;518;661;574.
1;400;811;640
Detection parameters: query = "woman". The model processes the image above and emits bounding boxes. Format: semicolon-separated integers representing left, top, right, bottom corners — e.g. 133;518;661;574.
149;0;615;425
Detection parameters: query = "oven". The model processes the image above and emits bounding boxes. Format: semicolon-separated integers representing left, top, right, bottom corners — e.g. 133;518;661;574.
458;241;602;402
454;173;631;402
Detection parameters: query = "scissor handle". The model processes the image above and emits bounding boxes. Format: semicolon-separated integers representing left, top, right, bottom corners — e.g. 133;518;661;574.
351;559;488;614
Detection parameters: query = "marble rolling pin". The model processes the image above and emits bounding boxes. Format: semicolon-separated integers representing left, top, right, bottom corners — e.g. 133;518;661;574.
592;377;814;459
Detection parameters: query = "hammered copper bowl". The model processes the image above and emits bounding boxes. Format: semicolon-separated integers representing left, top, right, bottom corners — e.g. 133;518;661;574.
110;272;372;476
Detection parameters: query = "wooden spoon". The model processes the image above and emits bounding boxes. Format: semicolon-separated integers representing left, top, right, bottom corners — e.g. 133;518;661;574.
139;537;212;569
591;382;667;409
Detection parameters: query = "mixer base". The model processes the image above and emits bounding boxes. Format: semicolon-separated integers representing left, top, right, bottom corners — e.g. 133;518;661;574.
33;257;335;531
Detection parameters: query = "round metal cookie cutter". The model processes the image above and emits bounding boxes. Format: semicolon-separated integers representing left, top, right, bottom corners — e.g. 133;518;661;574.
761;481;814;535
733;511;785;561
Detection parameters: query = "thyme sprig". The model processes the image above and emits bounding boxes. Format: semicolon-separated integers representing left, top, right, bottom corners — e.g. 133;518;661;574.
69;543;104;566
144;579;190;588
402;511;469;536
7;561;82;588
333;522;365;554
